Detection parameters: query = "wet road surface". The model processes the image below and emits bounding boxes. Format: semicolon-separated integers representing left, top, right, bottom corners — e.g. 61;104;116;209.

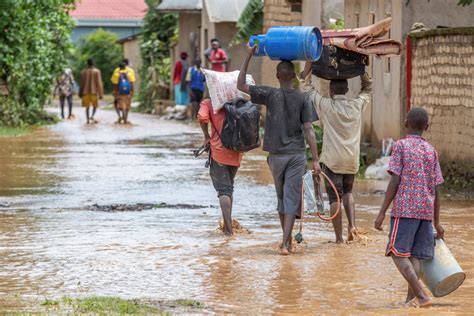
1;108;473;314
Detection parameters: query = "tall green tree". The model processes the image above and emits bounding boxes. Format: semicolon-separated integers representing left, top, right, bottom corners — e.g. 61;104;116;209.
138;0;178;112
73;29;123;93
231;0;263;46
0;0;76;127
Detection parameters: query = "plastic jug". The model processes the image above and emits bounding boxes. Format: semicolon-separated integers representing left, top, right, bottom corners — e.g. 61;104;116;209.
420;238;466;297
249;26;323;61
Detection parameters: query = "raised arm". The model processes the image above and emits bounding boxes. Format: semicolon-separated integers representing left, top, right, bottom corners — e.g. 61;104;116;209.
237;44;256;95
358;73;372;103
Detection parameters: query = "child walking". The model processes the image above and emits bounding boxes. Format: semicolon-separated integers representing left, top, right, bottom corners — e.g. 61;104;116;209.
374;107;445;308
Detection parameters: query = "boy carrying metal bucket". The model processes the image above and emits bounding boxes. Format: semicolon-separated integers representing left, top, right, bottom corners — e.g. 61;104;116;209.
374;107;445;308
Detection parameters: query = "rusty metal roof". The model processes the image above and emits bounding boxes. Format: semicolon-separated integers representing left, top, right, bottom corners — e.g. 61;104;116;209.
204;0;249;23
156;0;202;12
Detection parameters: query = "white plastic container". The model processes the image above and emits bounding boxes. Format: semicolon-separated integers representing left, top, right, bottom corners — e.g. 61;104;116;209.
420;238;466;297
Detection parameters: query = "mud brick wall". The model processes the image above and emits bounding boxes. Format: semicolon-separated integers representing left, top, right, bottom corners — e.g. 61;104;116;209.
410;31;474;164
261;0;302;87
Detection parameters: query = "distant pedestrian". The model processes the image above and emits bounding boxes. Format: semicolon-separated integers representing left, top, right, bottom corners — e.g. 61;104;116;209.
53;68;75;119
111;61;135;124
173;52;190;109
186;58;206;118
205;38;228;72
374;107;444;308
79;58;103;124
112;58;136;123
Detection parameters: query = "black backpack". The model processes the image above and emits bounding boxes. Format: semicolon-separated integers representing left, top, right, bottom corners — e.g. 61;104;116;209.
312;45;368;80
219;98;261;152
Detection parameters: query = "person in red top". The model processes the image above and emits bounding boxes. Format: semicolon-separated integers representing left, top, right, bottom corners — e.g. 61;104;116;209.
209;39;228;72
198;98;243;235
375;107;444;308
173;52;190;107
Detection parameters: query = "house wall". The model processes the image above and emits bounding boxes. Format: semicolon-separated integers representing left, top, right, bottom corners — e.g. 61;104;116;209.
122;38;142;89
345;0;403;144
409;30;474;164
261;0;302;87
200;4;261;84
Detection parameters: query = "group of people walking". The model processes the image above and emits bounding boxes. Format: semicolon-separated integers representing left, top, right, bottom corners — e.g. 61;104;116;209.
199;43;444;308
53;58;136;124
173;38;228;118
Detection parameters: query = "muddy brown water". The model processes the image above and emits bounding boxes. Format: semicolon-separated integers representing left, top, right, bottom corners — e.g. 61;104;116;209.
0;109;473;314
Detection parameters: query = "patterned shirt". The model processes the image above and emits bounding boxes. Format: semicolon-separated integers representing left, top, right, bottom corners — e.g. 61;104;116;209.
388;135;444;220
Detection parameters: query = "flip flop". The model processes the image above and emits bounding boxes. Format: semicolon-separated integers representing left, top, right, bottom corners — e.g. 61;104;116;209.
406;298;432;308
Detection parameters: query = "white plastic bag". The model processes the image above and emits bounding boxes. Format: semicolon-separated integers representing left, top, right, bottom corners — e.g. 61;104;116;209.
202;69;255;113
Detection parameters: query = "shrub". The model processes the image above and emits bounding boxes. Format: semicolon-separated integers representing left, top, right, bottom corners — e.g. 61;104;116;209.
73;29;123;93
0;0;76;127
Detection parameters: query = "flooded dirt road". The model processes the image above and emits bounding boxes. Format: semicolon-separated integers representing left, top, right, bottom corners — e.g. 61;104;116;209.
1;109;473;314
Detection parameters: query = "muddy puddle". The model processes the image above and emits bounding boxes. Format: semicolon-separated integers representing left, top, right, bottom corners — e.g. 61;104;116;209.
1;108;473;314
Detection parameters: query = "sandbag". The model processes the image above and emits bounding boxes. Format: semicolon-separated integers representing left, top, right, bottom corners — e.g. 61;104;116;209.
202;69;255;113
312;45;368;80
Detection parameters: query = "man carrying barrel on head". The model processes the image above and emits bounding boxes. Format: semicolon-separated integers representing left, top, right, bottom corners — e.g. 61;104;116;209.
300;61;372;244
237;45;321;256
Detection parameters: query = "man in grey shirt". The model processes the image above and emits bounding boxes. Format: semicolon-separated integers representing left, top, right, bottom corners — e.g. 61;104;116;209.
238;45;321;255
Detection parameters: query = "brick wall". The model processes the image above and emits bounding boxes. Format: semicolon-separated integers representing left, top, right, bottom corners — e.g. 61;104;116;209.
261;0;302;86
409;29;474;186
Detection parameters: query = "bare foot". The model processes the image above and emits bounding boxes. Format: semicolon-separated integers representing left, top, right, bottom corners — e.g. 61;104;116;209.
406;297;432;308
280;248;290;256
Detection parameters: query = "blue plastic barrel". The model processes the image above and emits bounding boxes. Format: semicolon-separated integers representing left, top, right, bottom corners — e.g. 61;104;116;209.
249;26;323;61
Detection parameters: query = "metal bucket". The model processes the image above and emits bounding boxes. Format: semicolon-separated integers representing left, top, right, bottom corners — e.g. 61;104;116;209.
249;26;323;61
420;238;466;297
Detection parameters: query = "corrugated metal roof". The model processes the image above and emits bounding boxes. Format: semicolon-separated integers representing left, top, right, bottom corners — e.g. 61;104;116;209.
204;0;249;23
157;0;202;12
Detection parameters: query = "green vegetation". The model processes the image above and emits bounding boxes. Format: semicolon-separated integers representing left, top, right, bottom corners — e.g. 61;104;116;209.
329;19;345;31
73;29;123;93
231;0;264;46
0;126;31;137
37;296;206;314
138;0;178;113
0;0;76;127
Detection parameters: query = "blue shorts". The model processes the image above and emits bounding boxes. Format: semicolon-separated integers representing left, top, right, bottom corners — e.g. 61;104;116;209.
385;217;435;260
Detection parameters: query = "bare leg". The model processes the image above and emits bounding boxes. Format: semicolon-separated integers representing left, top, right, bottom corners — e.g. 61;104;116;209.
278;213;284;232
59;96;65;119
391;255;431;306
67;95;73;118
85;107;90;124
343;193;357;240
281;214;296;255
114;101;122;122
406;257;422;303
219;195;233;236
123;109;129;124
91;106;97;121
330;201;343;243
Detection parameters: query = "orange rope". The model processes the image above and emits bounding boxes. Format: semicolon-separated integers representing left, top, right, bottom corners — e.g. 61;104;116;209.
315;171;341;221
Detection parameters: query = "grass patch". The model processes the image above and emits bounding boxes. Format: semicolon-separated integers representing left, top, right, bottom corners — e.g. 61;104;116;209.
174;299;205;308
38;296;205;314
40;296;162;315
0;126;31;137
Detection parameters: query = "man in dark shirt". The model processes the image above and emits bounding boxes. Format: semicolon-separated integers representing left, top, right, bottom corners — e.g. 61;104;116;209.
237;44;321;255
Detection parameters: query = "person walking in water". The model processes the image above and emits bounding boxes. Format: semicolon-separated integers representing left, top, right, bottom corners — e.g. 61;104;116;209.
238;45;320;255
79;58;103;124
301;61;372;243
198;96;243;236
111;58;136;123
111;62;135;124
374;107;444;308
53;68;75;119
